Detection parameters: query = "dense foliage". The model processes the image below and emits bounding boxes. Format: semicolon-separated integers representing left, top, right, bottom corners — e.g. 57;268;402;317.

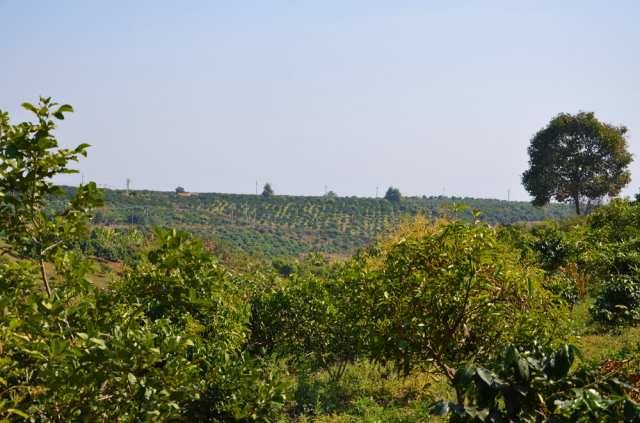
436;344;640;422
0;99;288;421
345;207;570;404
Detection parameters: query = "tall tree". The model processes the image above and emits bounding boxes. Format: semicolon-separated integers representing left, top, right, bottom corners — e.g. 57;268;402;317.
384;186;403;202
326;190;338;198
262;182;274;197
521;111;632;216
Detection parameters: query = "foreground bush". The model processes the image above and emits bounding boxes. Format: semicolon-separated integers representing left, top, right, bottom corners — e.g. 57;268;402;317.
0;98;287;421
435;344;640;422
348;206;571;404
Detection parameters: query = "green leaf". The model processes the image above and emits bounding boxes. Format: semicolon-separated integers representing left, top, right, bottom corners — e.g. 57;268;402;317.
6;409;29;418
128;373;137;385
434;401;455;416
551;345;574;379
515;357;530;382
51;300;64;315
568;344;584;362
503;385;523;415
90;338;107;350
454;364;477;386
54;104;74;114
50;338;70;357
624;400;640;421
21;103;37;112
477;367;503;388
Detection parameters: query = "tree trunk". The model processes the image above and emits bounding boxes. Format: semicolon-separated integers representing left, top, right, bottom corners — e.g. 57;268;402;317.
574;195;581;217
455;385;465;406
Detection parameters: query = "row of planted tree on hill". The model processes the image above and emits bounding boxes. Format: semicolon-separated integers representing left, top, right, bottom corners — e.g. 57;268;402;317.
2;99;640;422
49;185;576;230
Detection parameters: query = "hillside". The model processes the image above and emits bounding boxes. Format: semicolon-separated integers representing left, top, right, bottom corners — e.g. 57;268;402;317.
47;186;576;259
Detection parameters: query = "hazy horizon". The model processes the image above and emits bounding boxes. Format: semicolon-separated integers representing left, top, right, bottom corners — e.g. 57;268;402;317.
2;1;639;202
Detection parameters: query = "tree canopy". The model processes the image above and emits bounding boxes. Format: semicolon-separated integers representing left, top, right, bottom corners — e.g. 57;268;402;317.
175;186;185;193
521;111;632;216
384;186;403;202
262;182;274;197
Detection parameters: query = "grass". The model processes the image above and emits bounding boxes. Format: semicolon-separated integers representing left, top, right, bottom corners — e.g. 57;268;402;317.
273;359;449;422
571;295;640;369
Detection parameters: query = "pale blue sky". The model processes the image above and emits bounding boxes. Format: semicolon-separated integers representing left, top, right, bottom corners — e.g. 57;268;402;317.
2;1;639;200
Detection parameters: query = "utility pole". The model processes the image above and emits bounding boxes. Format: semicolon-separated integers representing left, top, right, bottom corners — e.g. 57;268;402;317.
376;185;378;198
443;187;445;197
256;180;258;195
325;184;328;196
126;178;131;196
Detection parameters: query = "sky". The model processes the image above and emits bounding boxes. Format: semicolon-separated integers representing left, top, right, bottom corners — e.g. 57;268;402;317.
1;0;639;201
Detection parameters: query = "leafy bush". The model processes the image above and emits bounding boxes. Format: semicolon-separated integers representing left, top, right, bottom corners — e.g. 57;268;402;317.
272;258;298;277
349;205;570;403
0;98;288;421
580;199;640;279
532;226;571;272
592;275;640;326
257;274;363;383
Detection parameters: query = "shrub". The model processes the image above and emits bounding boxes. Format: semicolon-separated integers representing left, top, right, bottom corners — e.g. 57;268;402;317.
262;274;363;383
98;262;112;274
580;199;640;278
0;98;288;421
532;226;571;272
350;205;570;403
591;275;640;325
